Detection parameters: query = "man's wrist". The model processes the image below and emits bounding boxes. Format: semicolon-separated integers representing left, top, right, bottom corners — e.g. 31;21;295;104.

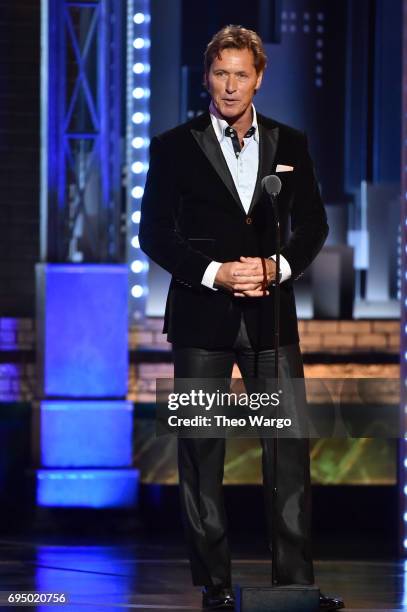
269;254;291;282
202;261;222;290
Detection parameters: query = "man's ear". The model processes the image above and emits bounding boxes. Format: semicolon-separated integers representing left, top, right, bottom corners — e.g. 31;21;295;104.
254;70;264;92
203;72;208;90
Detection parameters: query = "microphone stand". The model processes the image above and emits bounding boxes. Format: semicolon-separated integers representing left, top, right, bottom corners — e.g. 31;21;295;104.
238;177;320;612
270;192;280;587
272;195;280;383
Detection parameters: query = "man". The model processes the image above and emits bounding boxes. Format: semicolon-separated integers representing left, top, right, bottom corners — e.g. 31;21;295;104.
140;25;344;611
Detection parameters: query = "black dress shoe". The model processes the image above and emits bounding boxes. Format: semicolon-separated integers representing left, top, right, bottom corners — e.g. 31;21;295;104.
202;586;235;609
320;592;345;610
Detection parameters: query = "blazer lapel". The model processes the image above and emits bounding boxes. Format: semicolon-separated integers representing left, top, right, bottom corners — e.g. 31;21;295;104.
190;115;246;214
248;120;279;215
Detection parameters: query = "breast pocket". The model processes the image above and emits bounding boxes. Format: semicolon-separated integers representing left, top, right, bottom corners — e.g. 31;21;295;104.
276;171;296;209
276;170;295;186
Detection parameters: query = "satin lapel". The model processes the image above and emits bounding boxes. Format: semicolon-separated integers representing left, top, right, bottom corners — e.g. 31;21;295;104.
190;121;246;214
248;122;279;215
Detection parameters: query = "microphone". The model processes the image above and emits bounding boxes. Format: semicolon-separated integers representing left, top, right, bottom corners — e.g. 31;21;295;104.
261;174;282;199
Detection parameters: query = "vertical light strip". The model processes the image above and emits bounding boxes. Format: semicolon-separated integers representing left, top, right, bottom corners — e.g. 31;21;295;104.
401;0;407;556
127;0;150;322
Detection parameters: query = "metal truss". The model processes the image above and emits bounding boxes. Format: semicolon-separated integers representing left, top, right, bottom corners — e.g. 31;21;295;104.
41;0;124;262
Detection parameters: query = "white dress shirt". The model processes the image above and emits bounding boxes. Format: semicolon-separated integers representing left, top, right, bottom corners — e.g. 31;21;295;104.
201;103;291;289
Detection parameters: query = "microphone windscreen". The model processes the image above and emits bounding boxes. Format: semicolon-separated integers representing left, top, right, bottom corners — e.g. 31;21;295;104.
261;175;282;196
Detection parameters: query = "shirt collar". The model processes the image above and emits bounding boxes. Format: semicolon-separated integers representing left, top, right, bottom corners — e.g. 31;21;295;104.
209;101;259;143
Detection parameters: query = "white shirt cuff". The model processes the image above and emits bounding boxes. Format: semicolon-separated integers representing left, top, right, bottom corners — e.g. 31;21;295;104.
270;254;291;282
202;261;222;290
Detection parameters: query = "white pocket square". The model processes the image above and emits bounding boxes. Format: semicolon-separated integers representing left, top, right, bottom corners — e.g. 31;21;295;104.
276;164;294;172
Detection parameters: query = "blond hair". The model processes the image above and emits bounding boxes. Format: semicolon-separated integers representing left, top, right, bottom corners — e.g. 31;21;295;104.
204;25;267;75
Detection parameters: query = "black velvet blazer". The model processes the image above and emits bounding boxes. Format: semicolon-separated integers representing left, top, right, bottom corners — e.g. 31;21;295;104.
139;111;328;350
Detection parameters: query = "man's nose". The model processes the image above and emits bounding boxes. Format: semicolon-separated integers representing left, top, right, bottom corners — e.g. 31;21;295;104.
225;76;237;93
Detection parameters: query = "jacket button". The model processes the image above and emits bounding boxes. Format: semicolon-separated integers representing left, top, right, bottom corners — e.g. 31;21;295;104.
246;217;252;225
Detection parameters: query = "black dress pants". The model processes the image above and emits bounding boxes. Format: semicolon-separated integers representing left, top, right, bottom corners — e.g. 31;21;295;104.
173;318;314;587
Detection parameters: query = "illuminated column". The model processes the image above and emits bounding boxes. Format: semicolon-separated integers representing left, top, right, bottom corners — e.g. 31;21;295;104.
38;0;139;508
401;0;407;555
127;0;150;323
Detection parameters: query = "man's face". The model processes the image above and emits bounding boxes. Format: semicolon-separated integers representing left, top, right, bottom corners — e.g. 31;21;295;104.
206;48;263;121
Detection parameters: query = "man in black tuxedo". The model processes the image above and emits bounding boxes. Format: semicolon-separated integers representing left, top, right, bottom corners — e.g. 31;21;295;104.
140;25;344;611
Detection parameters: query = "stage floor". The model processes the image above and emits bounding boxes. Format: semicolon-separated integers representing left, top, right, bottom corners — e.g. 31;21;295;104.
0;535;405;610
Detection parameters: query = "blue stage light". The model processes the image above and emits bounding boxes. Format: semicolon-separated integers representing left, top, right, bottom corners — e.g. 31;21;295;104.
131;161;145;173
37;469;139;508
40;401;133;468
133;62;143;72
131;260;144;273
133;87;150;98
131;186;144;198
132;111;144;123
131;285;144;298
36;265;128;398
132;136;148;148
127;0;150;321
